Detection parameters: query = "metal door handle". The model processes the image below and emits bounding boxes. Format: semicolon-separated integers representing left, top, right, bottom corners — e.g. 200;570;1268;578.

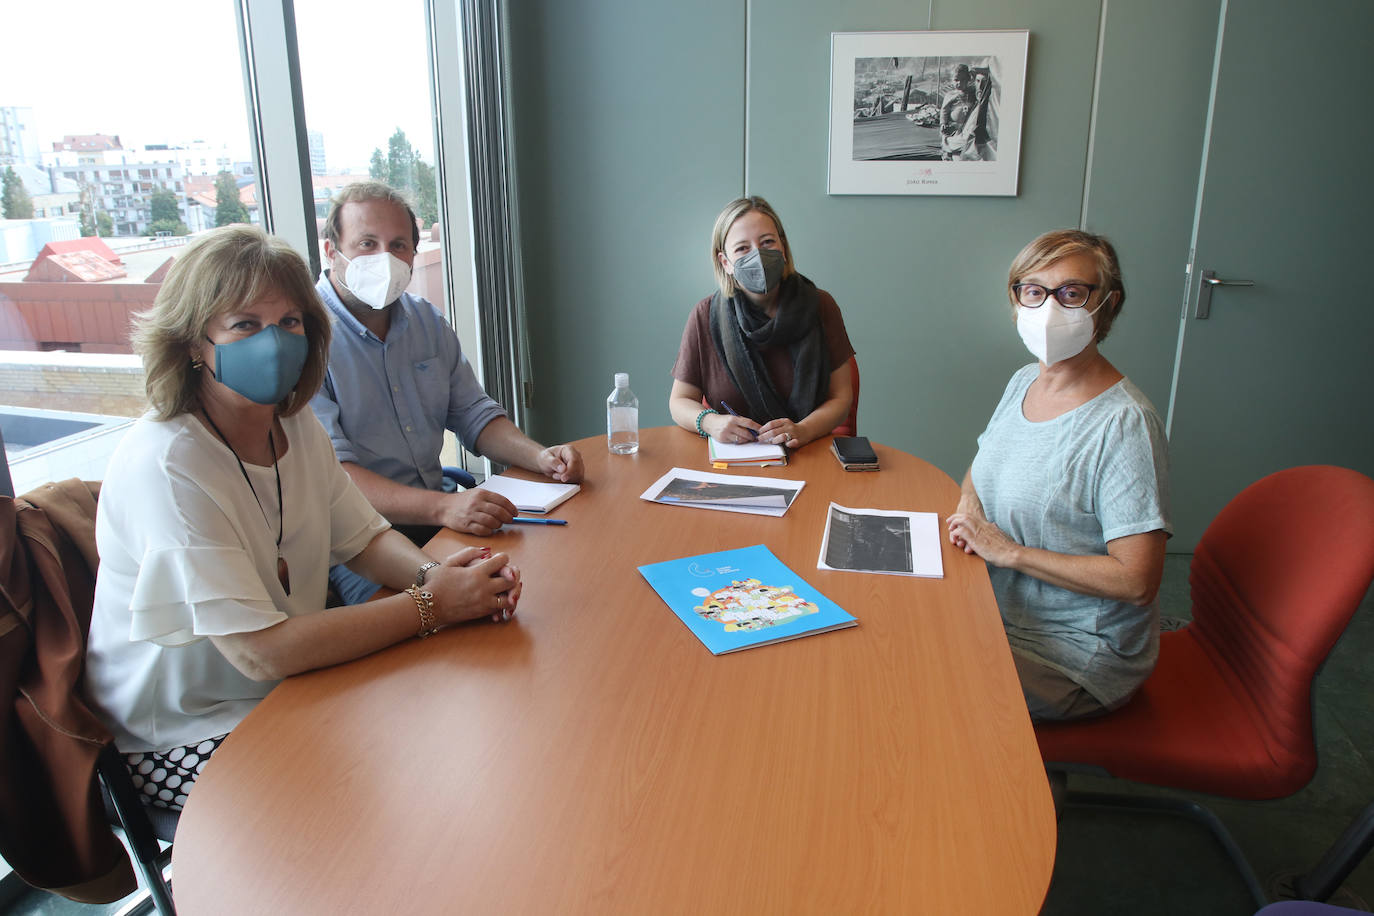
1195;270;1254;319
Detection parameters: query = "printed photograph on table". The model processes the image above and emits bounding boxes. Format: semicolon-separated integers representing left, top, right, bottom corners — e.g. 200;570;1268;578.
639;544;857;654
818;503;945;578
828;30;1028;196
640;467;806;517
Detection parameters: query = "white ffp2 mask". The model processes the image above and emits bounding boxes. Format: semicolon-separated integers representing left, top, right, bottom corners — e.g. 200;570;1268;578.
1016;299;1103;366
338;251;411;310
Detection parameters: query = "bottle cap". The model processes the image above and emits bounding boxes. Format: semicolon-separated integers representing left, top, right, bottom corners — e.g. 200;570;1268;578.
614;372;629;388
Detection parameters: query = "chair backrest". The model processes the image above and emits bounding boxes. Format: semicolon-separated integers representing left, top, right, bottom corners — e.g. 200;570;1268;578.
1188;465;1374;778
831;357;860;438
3;480;176;911
0;481;137;902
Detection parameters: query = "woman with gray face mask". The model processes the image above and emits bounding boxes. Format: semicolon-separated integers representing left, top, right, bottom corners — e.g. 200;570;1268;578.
668;196;856;449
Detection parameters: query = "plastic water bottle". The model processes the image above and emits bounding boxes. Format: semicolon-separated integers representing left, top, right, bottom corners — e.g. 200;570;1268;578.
607;372;639;455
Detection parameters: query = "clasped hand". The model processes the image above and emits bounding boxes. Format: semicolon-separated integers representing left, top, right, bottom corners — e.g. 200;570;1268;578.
947;507;1019;568
424;546;522;625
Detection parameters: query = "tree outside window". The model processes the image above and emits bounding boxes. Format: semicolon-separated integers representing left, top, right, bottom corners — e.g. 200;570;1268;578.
214;170;249;226
1;167;34;219
146;185;189;236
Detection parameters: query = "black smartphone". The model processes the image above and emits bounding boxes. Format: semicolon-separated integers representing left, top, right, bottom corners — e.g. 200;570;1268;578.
832;436;879;470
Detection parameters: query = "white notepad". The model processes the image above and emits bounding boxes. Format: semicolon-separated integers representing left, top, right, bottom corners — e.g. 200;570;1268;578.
708;438;787;466
476;476;580;513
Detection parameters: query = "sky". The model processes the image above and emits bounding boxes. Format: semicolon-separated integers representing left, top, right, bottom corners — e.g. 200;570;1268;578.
2;0;436;173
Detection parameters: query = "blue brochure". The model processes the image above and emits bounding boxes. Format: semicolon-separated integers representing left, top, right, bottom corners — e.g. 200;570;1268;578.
638;544;857;655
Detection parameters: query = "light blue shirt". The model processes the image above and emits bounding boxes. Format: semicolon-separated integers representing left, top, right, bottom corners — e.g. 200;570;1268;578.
971;363;1172;709
310;273;507;491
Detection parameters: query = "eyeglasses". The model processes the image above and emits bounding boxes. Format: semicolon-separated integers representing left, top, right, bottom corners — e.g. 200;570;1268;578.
1012;282;1098;309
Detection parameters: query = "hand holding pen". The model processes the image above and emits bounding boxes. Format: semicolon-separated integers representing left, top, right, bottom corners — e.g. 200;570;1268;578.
717;401;762;444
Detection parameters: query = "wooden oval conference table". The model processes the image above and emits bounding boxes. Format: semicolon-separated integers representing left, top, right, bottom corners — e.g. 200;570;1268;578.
172;427;1056;914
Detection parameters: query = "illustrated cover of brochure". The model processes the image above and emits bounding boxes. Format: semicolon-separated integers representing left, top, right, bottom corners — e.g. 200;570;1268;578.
639;468;804;517
639;544;856;654
817;503;944;578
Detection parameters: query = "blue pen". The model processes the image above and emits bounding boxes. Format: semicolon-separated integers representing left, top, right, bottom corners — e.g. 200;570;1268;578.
719;401;759;440
510;517;568;526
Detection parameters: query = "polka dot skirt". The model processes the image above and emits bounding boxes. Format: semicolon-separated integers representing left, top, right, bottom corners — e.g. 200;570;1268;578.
123;734;228;811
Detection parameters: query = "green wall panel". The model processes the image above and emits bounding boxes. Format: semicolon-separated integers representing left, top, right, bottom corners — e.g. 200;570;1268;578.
509;0;746;446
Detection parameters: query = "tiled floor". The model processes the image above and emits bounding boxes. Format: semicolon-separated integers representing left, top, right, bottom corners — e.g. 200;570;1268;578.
5;556;1370;915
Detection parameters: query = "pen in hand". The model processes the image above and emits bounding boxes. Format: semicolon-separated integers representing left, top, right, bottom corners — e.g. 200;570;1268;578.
719;401;758;440
510;517;568;526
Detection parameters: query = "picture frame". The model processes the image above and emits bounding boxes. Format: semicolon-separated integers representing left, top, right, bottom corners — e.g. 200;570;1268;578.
828;30;1029;196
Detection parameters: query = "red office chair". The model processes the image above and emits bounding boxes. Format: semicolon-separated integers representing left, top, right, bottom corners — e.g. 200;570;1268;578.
1036;466;1374;908
831;358;860;437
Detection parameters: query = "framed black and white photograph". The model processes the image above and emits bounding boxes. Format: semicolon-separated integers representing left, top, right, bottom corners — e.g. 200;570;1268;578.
828;30;1029;196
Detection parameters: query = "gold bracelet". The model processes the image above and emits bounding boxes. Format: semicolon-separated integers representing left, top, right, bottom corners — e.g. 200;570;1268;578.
405;585;439;638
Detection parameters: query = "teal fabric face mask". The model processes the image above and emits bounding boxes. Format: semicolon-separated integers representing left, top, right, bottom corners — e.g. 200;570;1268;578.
207;324;309;405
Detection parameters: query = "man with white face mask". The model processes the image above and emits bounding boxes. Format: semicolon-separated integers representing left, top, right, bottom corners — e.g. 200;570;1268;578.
311;181;584;606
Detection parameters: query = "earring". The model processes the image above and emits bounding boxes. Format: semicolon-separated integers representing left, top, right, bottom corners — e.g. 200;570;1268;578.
190;354;204;370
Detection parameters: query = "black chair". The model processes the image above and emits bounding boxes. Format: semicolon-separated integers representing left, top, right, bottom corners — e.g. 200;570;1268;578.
442;465;478;489
1291;802;1374;902
97;744;178;915
3;480;177;914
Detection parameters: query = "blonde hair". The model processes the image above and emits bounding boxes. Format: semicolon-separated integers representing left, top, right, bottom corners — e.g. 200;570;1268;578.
710;196;796;297
323;180;420;251
1007;229;1126;342
133;225;331;420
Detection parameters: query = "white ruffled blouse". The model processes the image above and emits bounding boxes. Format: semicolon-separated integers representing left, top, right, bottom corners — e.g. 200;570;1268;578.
85;409;388;752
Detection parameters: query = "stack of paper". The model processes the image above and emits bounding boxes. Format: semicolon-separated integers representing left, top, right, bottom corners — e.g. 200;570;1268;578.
476;476;580;514
708;438;787;468
640;468;804;517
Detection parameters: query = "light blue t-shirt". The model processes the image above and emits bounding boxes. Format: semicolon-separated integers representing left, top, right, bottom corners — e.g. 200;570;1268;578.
310;273;507;491
970;363;1172;709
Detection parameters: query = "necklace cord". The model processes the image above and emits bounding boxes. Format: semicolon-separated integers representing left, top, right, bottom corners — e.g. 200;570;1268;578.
199;406;287;596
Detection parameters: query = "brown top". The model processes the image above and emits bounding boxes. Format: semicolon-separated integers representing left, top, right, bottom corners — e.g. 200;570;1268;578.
671;289;855;421
172;428;1056;915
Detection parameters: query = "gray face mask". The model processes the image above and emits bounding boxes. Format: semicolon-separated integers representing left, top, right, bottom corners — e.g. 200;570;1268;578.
731;247;786;295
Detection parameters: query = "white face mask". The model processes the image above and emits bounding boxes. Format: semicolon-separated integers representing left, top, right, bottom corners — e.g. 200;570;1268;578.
337;251;411;310
1016;298;1104;366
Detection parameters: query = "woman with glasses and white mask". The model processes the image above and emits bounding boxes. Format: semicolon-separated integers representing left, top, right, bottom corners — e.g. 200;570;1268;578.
85;226;522;812
947;229;1171;722
668;196;855;449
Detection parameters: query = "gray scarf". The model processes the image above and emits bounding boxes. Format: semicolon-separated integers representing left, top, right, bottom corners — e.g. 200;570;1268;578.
708;273;829;422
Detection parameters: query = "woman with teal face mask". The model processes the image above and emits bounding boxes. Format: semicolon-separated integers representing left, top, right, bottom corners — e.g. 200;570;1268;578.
669;196;856;449
84;226;525;814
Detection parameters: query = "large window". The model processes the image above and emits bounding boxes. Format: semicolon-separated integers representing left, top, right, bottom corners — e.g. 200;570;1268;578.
0;0;262;496
294;0;449;322
0;0;485;498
